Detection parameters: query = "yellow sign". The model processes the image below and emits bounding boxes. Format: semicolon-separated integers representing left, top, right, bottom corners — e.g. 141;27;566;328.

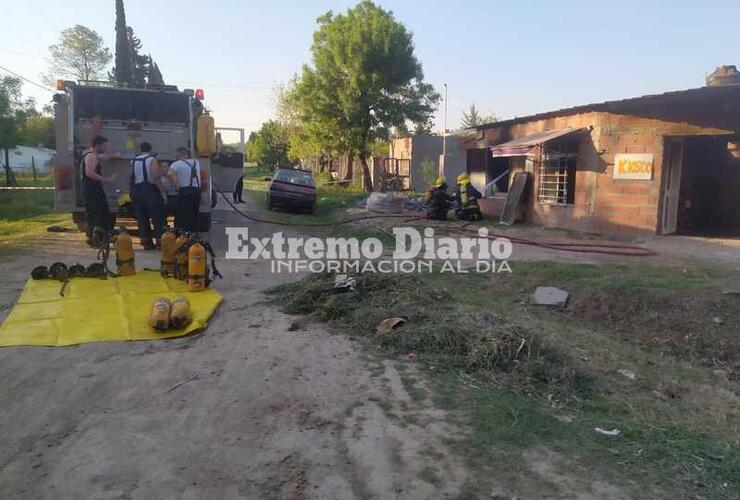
613;154;653;180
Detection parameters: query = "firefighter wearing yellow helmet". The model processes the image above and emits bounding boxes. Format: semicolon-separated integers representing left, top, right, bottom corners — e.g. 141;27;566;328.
455;172;483;221
424;176;455;221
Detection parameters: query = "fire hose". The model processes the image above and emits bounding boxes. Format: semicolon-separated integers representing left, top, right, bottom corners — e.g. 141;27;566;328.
216;190;655;257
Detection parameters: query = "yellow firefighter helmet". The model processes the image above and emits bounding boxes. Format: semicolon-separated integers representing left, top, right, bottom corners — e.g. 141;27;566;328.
433;176;447;188
457;173;470;185
118;192;132;207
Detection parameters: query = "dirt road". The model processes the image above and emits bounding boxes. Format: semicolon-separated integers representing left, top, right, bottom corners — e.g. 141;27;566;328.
0;209;469;500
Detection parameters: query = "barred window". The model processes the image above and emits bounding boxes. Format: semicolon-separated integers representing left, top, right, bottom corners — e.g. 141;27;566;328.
538;140;578;205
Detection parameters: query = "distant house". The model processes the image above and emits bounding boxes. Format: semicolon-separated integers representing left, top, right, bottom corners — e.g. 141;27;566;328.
2;145;55;174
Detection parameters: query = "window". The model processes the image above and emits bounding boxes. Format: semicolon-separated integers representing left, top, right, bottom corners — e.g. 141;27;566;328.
538;139;578;205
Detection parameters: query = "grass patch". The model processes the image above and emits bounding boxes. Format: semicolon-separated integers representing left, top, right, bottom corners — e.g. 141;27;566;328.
269;262;740;497
243;165;367;225
0;190;68;240
14;175;53;187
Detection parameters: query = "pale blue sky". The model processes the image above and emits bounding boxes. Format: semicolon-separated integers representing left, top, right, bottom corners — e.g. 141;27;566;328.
1;0;738;134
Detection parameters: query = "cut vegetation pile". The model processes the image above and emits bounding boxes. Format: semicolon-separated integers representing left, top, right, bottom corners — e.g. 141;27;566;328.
270;272;593;399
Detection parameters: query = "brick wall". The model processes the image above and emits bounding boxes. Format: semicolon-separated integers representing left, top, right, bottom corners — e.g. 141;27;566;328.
474;111;735;235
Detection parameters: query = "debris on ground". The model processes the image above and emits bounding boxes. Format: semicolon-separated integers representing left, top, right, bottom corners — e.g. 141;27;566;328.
554;415;574;424
712;316;723;325
46;225;72;232
355;194;425;211
333;274;357;292
532;286;569;307
405;352;416;361
617;368;636;380
594;427;621;437
376;316;406;334
364;192;404;213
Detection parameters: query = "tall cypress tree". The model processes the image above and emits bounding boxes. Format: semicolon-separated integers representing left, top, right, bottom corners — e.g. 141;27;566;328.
148;56;165;85
113;0;132;85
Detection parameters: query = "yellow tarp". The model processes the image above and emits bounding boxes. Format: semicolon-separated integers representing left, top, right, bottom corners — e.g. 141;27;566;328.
0;271;222;347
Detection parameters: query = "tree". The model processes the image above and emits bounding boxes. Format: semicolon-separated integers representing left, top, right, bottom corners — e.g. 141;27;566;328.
461;103;496;128
111;1;165;88
19;115;55;149
0;77;36;185
48;25;111;82
113;0;133;85
291;1;440;192
247;121;290;169
148;55;165;85
126;27;150;88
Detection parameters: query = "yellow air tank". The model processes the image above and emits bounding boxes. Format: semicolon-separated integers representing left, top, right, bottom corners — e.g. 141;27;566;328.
115;229;136;276
169;297;192;328
174;234;190;280
149;297;172;332
196;113;216;157
187;241;207;292
160;229;176;277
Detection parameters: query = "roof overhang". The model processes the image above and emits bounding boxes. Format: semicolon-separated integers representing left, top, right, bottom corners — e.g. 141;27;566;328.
490;127;586;157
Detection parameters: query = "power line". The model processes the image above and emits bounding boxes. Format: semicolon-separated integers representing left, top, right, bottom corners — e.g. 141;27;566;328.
0;64;54;93
0;47;46;60
25;0;60;31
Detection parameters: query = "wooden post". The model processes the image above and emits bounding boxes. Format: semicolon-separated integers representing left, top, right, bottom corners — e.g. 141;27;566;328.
31;156;37;182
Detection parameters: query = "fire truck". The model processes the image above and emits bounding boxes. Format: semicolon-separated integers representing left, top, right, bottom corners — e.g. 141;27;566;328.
52;81;244;232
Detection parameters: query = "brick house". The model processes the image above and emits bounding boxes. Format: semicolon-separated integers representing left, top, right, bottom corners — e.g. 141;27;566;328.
456;83;740;236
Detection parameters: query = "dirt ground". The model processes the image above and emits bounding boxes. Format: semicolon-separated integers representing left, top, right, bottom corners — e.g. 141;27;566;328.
0;207;475;500
1;204;739;499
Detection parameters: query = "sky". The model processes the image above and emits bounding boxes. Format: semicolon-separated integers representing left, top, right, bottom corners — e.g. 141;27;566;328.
1;0;738;136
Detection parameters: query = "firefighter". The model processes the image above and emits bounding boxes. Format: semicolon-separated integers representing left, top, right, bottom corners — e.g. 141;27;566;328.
424;177;455;221
454;173;483;221
167;147;203;232
131;142;167;249
81;133;121;246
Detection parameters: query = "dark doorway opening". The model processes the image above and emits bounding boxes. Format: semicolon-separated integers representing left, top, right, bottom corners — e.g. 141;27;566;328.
677;136;740;236
466;149;511;194
488;157;510;193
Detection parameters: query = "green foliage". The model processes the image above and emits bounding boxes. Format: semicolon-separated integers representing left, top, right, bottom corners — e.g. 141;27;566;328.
246;120;290;169
420;159;437;186
113;0;132;85
0;77;39;185
19;116;54;149
460;103;496;128
111;0;164;87
290;1;440;191
48;25;111;82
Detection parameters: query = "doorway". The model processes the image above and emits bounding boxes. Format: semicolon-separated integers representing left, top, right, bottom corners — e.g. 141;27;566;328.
661;136;740;236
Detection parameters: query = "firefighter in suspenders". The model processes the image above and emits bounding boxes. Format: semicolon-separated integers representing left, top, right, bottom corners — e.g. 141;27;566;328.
167;147;204;232
131;142;167;249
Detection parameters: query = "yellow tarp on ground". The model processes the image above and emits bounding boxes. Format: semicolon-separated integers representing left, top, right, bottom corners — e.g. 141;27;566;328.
0;271;222;347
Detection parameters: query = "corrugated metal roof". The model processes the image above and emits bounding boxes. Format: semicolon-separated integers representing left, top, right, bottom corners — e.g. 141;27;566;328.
473;84;740;130
490;128;582;157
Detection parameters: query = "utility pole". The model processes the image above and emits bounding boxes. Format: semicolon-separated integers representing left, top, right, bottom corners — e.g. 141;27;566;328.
443;83;448;157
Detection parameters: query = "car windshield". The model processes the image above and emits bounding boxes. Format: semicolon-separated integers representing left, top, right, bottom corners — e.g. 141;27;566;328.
274;169;315;187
